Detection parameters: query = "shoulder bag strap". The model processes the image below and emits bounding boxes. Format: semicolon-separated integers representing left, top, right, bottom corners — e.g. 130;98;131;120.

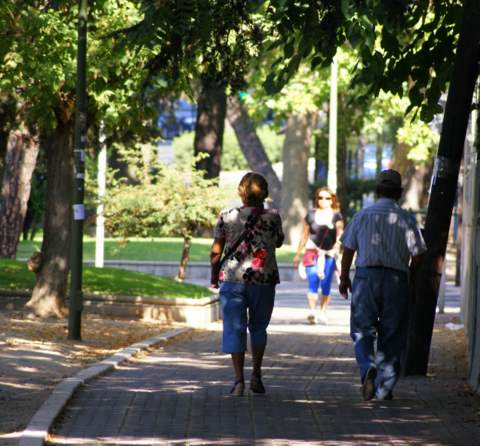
219;208;263;269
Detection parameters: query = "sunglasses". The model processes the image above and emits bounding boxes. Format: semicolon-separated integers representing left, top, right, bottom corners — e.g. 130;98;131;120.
318;196;332;201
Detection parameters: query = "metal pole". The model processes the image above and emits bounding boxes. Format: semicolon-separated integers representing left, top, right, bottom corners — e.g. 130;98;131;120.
68;0;88;341
328;55;338;192
95;127;107;268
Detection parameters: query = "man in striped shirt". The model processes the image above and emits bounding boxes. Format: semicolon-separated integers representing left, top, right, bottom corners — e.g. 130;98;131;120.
339;169;426;401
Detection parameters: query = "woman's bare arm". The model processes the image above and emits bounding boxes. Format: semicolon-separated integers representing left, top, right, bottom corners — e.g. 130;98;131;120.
334;219;344;251
293;222;310;267
210;238;225;288
335;219;344;238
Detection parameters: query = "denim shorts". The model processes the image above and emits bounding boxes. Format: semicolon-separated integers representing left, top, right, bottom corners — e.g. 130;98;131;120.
219;281;276;353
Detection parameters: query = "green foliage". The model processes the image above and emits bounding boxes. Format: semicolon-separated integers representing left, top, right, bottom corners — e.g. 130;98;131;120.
104;158;231;240
397;120;440;163
173;124;284;171
362;92;440;164
0;259;211;298
125;0;263;94
0;1;160;145
264;0;462;123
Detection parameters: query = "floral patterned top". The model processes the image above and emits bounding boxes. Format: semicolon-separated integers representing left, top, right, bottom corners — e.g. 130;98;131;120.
213;206;284;285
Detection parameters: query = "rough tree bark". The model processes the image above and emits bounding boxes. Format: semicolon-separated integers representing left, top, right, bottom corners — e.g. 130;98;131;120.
0;129;39;258
194;78;227;179
281;112;316;246
26;118;74;318
392;143;431;211
175;236;191;282
109;145;139;185
0;97;16;181
226;95;282;208
404;0;480;375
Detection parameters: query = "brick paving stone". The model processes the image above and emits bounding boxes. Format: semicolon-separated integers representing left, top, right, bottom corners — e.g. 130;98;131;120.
49;282;480;445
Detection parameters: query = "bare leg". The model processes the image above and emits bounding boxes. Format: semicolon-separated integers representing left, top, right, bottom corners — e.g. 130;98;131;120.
318;294;331;324
231;352;245;382
307;292;318;310
320;294;331;312
251;343;266;377
250;343;267;393
307;292;318;324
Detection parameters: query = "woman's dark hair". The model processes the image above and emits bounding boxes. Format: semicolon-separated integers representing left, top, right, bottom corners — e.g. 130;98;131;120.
238;172;269;204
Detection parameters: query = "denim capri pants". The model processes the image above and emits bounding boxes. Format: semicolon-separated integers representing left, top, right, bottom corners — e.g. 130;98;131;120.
306;255;336;295
220;281;276;353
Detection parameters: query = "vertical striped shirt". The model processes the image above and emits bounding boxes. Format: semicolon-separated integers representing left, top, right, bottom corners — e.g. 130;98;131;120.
340;198;427;272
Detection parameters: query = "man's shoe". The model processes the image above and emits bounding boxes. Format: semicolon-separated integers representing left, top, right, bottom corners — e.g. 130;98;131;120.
362;367;377;401
250;374;266;394
375;388;394;401
307;314;316;325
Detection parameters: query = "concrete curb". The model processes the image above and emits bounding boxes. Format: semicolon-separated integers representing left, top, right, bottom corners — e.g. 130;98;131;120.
18;327;192;446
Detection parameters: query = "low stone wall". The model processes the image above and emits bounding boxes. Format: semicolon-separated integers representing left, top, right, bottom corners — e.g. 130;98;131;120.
85;260;303;282
0;290;220;327
83;293;220;327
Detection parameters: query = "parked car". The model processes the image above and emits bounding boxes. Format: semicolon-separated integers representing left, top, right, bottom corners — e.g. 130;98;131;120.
157;99;197;141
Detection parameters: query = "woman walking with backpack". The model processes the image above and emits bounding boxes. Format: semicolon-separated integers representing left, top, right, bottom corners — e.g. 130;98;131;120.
210;172;284;396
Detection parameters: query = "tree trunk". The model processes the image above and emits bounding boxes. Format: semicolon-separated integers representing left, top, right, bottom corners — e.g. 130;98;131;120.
402;164;430;212
26;120;74;318
226;95;282;208
0;129;39;258
194;78;227;179
392;143;431;212
0;97;16;181
280;112;316;246
176;236;191;282
404;0;480;375
313;132;328;183
109;144;139;185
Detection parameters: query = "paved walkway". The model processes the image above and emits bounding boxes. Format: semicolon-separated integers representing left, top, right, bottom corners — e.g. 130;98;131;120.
49;282;480;445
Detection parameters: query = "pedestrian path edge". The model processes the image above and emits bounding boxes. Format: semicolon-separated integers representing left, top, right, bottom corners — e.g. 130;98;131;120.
17;327;192;446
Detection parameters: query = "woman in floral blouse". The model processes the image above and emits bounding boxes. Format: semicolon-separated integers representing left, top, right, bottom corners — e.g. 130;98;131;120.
210;172;284;396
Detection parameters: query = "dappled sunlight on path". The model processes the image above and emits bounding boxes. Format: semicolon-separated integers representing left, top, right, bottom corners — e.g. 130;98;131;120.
49;283;480;445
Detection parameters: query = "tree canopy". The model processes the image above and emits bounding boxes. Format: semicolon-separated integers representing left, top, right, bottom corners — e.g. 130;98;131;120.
125;1;462;122
264;0;462;122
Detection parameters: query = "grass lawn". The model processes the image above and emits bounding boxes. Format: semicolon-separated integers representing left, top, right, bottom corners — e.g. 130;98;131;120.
0;259;212;299
17;236;297;264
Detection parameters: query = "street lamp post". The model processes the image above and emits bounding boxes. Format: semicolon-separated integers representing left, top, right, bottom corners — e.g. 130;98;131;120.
328;54;338;193
95;126;107;268
68;0;88;340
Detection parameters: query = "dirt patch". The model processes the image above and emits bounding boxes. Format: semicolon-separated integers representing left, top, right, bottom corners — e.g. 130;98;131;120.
0;308;172;445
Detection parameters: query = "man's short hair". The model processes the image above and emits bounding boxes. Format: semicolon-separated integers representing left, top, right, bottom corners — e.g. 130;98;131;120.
375;169;403;200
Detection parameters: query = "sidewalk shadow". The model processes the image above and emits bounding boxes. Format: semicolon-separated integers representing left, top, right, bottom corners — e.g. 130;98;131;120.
49;327;480;446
